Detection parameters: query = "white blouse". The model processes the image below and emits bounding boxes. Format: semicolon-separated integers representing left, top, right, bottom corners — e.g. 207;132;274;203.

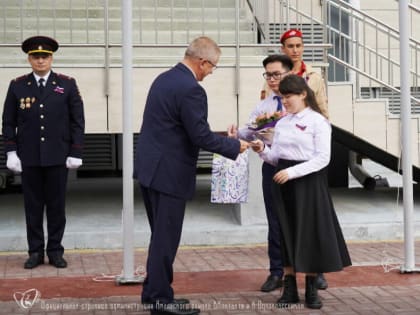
259;107;331;180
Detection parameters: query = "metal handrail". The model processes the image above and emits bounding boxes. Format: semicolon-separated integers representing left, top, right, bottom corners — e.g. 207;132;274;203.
325;0;420;91
326;23;419;81
244;0;267;41
331;0;420;45
328;54;420;105
409;2;420;13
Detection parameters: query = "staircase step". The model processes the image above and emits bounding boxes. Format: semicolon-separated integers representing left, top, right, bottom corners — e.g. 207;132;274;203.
2;18;251;34
0;43;264;67
3;7;241;19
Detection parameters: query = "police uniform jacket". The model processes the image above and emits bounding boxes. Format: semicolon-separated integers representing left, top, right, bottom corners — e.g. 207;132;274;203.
2;71;85;166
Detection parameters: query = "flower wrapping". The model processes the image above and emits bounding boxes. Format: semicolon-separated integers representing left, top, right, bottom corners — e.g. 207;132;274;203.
246;111;286;145
253;127;275;146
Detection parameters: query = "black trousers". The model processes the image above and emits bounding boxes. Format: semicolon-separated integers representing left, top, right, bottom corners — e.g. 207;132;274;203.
262;162;283;277
140;185;186;304
21;165;68;256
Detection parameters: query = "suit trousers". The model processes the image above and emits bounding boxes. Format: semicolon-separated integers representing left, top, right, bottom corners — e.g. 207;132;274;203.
21;165;68;256
140;185;186;304
262;162;284;276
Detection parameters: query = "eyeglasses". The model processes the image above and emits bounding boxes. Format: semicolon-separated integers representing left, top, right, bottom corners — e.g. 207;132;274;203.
263;71;288;80
205;59;217;70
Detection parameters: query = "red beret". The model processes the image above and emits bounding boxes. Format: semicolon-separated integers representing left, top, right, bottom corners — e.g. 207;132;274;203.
280;29;303;44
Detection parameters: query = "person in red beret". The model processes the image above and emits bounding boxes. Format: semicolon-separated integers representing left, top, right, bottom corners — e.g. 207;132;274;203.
280;29;328;118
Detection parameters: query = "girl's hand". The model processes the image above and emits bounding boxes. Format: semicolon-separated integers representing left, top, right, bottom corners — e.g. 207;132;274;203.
250;139;264;153
273;169;289;184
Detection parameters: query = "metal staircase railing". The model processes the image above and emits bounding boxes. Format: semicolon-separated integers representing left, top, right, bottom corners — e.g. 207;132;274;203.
409;2;420;31
1;0;419;114
246;0;420;115
324;0;420;114
246;0;327;63
329;54;420;107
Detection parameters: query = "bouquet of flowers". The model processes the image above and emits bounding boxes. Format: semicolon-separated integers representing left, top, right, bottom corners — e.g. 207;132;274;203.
247;111;286;145
251;111;285;130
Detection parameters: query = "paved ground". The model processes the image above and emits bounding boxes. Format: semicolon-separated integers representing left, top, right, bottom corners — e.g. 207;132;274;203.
1;162;419;252
1;241;420;314
1;160;419;314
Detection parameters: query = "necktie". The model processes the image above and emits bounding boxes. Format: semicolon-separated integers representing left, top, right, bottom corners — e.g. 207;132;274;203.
274;96;282;111
38;78;45;94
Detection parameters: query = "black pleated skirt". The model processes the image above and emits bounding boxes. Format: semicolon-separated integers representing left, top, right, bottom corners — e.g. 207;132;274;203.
271;159;352;273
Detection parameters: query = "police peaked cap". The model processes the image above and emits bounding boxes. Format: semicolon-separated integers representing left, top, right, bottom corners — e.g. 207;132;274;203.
21;36;59;55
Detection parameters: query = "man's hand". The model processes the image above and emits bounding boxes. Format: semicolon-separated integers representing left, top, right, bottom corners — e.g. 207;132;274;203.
227;124;238;138
238;140;249;153
66;157;83;169
6;151;22;173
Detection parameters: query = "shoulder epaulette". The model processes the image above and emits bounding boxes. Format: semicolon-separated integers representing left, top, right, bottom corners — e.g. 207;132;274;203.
56;73;73;80
13;74;29;82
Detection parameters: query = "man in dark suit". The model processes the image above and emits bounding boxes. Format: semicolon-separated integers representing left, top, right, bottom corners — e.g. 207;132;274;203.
134;36;248;315
2;36;85;269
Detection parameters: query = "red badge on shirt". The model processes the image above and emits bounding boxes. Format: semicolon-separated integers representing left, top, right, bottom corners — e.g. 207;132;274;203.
295;124;307;131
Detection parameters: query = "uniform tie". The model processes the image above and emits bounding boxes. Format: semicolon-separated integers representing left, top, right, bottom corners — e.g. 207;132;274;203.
274;95;282;111
38;78;45;94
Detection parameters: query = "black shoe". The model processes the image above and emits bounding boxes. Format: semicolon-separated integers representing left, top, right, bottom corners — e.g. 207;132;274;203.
24;253;44;269
305;275;323;309
150;302;200;315
48;254;67;268
276;275;299;305
261;274;283;292
315;273;328;290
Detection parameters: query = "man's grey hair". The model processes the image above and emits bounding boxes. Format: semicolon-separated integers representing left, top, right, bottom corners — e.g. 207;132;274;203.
185;36;221;61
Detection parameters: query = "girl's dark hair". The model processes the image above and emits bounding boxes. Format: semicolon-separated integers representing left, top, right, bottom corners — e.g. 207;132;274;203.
278;74;323;116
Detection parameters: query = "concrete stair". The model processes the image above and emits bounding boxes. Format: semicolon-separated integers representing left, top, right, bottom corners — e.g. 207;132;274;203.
3;0;418;171
0;1;256;66
329;82;420;168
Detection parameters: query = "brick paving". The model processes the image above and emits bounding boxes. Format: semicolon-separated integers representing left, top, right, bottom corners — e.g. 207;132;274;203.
1;241;420;314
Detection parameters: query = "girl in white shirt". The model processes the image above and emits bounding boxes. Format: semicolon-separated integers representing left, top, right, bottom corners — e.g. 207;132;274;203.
252;75;351;309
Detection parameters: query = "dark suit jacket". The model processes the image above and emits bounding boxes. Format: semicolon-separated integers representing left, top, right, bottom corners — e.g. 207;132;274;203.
134;63;240;200
2;71;85;166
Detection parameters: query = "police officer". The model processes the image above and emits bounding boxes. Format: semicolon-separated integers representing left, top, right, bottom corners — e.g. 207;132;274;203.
2;36;85;269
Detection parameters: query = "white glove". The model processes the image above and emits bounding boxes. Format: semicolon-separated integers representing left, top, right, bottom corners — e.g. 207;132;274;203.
6;151;22;173
66;157;83;169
